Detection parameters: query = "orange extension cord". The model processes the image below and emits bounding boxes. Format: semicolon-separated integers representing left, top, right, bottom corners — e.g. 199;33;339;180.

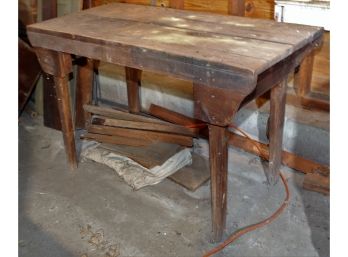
185;123;290;257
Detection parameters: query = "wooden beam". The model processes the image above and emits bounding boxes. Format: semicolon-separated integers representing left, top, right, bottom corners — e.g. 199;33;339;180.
303;172;329;195
149;104;201;126
84;104;168;124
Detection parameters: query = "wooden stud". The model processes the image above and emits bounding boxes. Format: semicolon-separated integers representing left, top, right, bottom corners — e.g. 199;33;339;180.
294;50;315;96
208;124;229;242
75;58;94;128
125;67;142;113
268;79;287;185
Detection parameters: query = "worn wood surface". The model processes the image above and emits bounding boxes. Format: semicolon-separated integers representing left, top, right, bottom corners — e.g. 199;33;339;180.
75;58;94;128
28;3;324;243
268;79;287;185
125;67;142;113
87;124;193;147
92;115;197;136
228;0;245;16
81;132;152;147
149;103;330;175
170;153;210;191
169;0;184;9
294;51;315;96
27;3;322;81
41;0;62;130
303;172;329;195
285;89;330;112
208;124;229;242
84;104;167;124
35;49;77;169
98;142;210;191
149;104;203;129
94;0;274;19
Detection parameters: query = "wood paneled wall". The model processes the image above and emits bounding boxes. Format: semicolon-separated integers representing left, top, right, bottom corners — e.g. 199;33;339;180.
94;0;274;19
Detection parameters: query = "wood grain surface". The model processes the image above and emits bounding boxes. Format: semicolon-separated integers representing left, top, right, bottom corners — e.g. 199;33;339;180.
27;3;323;82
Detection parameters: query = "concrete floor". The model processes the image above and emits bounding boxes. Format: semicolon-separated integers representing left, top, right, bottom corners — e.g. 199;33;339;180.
19;113;329;257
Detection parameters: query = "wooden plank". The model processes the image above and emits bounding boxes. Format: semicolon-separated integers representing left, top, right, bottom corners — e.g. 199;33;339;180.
268;79;287;185
99;142;210;191
81;133;152;147
84;104;168;124
92;115;197;136
229;132;330;175
28;30;255;93
208;124;228;242
169;153;210;191
27;3;323;77
303;173;329;195
228;0;245;16
87;124;194;147
125;67;142;113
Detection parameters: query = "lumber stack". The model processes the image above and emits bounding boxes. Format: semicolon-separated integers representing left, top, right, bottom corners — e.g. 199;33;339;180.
82;104;196;147
81;103;329;195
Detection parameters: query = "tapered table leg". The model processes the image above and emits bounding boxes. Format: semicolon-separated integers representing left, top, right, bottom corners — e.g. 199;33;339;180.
35;48;77;170
54;75;78;170
268;79;287;185
208;124;229;242
75;57;94;128
125;67;142;113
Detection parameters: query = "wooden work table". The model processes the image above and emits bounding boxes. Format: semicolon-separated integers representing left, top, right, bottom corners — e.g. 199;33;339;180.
27;3;323;243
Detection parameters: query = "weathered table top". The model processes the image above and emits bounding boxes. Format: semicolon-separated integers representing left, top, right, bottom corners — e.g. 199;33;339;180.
27;3;323;89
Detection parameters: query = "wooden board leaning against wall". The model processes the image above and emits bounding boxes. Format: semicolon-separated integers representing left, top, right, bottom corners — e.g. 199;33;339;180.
94;0;330;105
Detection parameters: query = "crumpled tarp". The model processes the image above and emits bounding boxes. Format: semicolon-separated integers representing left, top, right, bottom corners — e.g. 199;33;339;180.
81;142;192;190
